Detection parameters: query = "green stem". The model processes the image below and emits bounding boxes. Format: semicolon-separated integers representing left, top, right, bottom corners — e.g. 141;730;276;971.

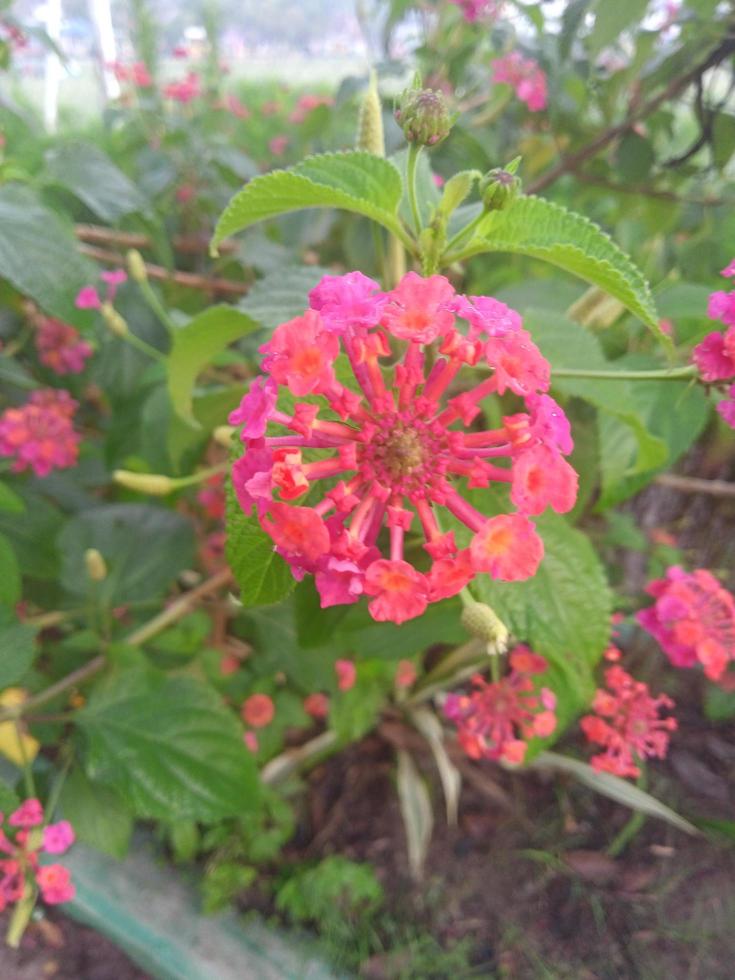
15;718;36;799
0;568;232;725
170;462;228;490
552;365;696;382
442;208;485;259
607;768;648;857
123;330;166;363
371;224;387;286
44;750;73;821
138;277;177;335
406;142;423;236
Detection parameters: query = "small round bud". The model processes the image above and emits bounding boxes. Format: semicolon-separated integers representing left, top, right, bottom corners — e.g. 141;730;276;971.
84;548;107;582
461;601;509;655
101;302;128;337
126;249;148;284
113;469;174;495
395;87;453;147
480;167;522;212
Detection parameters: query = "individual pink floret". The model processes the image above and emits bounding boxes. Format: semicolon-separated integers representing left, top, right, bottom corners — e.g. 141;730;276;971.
42;821;75;855
36;865;75;904
8;799;44;828
335;659;357;691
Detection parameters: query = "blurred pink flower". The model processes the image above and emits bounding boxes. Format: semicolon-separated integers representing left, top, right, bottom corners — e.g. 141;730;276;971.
0;389;81;477
36;318;92;375
268;135;289;156
491;51;547;112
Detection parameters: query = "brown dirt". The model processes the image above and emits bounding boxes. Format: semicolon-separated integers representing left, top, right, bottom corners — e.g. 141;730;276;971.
0;911;150;980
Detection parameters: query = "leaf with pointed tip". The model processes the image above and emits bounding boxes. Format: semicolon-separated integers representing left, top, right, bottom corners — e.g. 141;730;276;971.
533;752;698;835
456;196;659;331
212;152;406;251
396;750;433;881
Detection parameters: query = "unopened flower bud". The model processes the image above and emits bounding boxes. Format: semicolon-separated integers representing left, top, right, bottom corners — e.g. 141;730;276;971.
395;87;453;147
126;249;148;284
357;69;385;157
101;302;128;337
113;469;174;495
84;548;107;582
461;601;509;655
480;157;522;212
213;425;235;447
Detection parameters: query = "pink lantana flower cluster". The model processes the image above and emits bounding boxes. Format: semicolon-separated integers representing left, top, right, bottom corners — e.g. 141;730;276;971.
491;52;548;112
229;272;577;625
637;566;735;682
692;259;735;428
289;94;334;124
443;646;557;765
163;72;201;104
35;317;93;376
109;61;152;88
0;389;81;477
0;798;75;909
75;268;127;311
450;0;504;22
580;665;677;779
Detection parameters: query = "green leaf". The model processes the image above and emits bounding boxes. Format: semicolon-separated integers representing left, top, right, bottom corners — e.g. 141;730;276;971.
712;112;735;170
167;306;259;424
0;533;20;607
463;196;659;330
0;609;36;688
615;131;655;183
226;509;295;608
597;358;709;508
0;183;95;324
238;265;330;331
45;140;149;222
76;668;259;822
396;750;433;881
0;776;19;815
533;752;699;835
212;151;406;251
526;310;668;474
59;767;133;859
410;707;461;826
58;504;195;605
588;0;650;55
0;483;24;514
560;0;593;60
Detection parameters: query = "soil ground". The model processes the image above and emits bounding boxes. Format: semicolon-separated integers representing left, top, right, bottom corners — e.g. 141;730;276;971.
0;911;150;980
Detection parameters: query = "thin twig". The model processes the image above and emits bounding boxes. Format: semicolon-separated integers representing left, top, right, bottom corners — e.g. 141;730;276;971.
655;473;735;498
527;37;735;194
0;567;233;723
79;244;250;297
75;223;238;256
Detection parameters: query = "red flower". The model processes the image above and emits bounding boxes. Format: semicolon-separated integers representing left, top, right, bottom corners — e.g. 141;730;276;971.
241;694;275;728
580;666;676;779
444;645;556;765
